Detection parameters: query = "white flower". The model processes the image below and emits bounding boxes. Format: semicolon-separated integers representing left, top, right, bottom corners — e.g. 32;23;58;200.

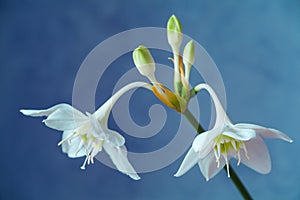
175;83;293;181
20;82;152;180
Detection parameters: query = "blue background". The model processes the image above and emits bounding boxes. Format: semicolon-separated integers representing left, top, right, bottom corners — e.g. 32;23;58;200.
1;0;300;199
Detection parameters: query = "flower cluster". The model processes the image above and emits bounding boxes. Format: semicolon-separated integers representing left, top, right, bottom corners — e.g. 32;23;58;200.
21;15;292;183
131;15;292;181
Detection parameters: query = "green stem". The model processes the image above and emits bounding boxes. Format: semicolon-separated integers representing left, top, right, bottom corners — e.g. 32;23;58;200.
182;109;252;200
183;109;205;133
226;165;252;200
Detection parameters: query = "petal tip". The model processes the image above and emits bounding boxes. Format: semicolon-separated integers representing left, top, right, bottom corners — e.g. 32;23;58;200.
129;174;141;180
20;109;29;115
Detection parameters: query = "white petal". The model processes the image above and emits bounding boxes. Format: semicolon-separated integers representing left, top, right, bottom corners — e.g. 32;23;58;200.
192;128;220;158
43;105;88;131
198;151;225;181
223;127;256;141
87;112;124;146
21;104;88;131
174;147;199;177
20;104;82;117
105;130;125;147
240;136;271;174
193;84;229;129
235;123;293;143
61;131;85;158
103;142;140;180
20;104;69;117
87;113;105;137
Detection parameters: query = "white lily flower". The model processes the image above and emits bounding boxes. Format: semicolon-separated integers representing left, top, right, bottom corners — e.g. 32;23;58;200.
20;82;152;180
175;83;293;181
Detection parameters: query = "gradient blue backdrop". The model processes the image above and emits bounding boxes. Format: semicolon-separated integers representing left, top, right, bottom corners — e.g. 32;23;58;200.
1;0;300;199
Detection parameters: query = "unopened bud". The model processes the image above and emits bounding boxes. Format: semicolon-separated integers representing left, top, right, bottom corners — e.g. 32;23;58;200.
183;40;195;69
167;15;182;53
133;45;156;82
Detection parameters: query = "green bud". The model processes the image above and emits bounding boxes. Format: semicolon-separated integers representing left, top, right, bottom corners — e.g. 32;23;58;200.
167;15;182;53
132;45;156;82
183;40;195;69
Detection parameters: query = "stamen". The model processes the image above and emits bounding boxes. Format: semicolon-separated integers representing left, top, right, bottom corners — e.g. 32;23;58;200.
91;155;94;164
87;155;91;165
213;148;220;168
91;144;98;156
75;140;84;156
217;143;221;160
86;140;93;153
241;143;250;160
80;156;88;170
99;140;104;151
88;145;97;165
57;132;76;146
223;153;230;178
231;140;236;150
237;151;241;166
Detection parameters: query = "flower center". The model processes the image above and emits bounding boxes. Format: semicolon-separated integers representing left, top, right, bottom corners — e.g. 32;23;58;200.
213;134;250;177
80;135;104;170
57;124;105;170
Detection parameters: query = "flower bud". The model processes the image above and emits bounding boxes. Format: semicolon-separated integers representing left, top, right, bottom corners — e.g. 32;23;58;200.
183;40;195;86
183;40;195;69
132;45;156;82
167;15;182;53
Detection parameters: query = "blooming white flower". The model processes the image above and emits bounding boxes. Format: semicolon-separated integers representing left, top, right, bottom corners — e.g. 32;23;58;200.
175;83;293;181
20;82;152;180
